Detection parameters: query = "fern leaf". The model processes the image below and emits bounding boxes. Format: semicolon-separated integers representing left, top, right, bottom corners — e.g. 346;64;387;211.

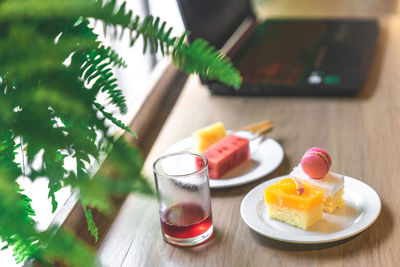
173;39;242;89
0;132;43;263
0;0;242;265
42;226;98;267
83;2;243;88
97;45;128;68
83;205;99;242
82;47;128;114
94;102;137;138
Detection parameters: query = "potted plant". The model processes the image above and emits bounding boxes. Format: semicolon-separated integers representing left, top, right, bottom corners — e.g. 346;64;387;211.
0;0;241;265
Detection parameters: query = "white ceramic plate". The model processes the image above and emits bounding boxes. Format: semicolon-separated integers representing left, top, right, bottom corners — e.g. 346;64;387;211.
240;175;381;244
165;132;284;189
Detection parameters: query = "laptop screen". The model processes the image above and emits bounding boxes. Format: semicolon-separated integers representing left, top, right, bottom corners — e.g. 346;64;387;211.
176;0;254;49
234;20;327;86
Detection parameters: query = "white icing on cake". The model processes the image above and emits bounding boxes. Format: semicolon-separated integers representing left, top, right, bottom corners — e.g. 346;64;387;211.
290;165;344;197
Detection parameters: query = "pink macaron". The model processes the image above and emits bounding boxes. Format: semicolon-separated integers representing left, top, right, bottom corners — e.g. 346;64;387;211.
300;147;332;179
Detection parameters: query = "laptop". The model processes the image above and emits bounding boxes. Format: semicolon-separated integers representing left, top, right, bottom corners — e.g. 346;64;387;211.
177;0;379;96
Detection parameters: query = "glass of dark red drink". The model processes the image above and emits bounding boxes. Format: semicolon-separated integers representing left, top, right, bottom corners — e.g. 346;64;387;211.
153;152;213;246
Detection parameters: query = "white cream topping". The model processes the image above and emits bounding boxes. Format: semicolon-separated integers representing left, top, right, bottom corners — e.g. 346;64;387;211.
290;165;344;197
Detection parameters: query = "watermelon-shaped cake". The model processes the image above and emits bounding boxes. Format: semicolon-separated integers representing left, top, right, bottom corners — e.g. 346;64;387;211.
199;134;250;179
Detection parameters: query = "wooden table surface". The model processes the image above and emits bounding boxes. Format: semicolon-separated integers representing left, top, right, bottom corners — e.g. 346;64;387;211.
97;2;400;267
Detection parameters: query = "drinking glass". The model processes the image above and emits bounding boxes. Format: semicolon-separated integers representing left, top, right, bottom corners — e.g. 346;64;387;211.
153;152;213;246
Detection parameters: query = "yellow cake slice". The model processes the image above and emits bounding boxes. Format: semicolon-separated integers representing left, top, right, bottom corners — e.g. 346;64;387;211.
322;188;345;213
193;122;226;152
264;178;324;230
290;165;345;213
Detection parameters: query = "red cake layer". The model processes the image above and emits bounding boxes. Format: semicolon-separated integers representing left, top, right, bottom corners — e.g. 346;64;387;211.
200;134;249;179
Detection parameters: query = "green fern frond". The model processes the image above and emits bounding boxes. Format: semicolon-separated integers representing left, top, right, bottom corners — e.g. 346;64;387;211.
41;226;98;267
96;45;128;68
83;205;99;242
74;176;113;215
79;0;243;88
82;47;127;114
0;0;242;265
0;24;96;81
105;137;154;196
173;39;243;89
44;151;66;213
0;132;43;263
94;102;137;138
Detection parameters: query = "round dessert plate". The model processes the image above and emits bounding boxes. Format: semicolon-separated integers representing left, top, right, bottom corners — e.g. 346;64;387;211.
240;176;381;244
164;132;284;189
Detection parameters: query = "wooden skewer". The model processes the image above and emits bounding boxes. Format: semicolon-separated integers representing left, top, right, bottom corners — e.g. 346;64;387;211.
249;122;274;140
234;119;273;133
255;122;274;135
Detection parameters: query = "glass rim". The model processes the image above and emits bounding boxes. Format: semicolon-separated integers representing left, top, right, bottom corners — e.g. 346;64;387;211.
153;151;208;178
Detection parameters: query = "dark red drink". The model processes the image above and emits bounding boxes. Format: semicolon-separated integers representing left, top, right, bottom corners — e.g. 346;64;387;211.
160;202;213;239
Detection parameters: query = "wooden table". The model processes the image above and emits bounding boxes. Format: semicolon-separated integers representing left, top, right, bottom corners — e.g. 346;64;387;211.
96;3;400;267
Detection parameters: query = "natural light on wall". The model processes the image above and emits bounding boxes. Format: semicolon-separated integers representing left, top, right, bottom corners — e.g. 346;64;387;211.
0;0;184;265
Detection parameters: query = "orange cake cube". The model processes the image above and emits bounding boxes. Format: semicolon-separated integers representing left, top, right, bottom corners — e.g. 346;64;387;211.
193;122;226;152
264;178;324;230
